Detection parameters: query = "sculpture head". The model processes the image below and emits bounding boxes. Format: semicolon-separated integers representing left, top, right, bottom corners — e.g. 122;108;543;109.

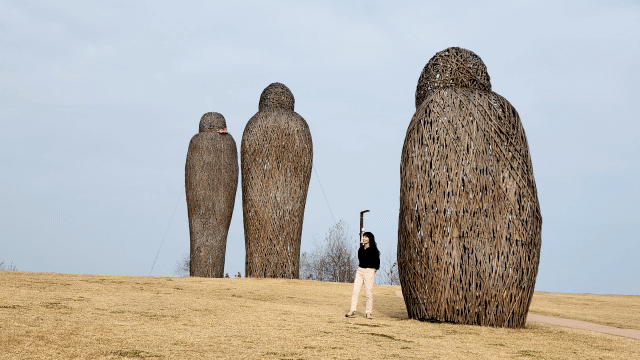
415;47;492;108
199;112;227;133
259;82;295;112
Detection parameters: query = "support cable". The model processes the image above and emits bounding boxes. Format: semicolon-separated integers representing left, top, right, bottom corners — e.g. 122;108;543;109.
149;189;183;276
312;163;336;224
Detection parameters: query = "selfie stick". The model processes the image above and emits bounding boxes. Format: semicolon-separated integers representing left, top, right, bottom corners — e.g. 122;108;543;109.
359;210;370;244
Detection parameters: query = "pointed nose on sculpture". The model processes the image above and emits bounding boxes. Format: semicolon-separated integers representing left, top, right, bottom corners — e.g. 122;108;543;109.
199;112;228;133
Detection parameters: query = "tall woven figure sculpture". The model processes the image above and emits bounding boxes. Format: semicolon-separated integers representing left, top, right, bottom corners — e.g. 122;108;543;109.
242;83;313;278
185;112;238;278
398;47;542;328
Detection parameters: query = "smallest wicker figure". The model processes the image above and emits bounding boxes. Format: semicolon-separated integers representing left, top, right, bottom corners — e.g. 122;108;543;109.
185;112;239;278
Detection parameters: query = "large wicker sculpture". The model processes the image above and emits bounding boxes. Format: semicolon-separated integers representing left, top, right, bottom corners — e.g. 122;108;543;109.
185;112;238;278
241;83;313;278
398;47;542;328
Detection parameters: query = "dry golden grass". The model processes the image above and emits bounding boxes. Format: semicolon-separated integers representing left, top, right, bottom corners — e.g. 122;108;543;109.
1;272;638;359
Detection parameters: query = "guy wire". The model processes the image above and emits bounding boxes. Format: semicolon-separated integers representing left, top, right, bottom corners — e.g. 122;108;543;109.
149;188;183;276
313;163;336;224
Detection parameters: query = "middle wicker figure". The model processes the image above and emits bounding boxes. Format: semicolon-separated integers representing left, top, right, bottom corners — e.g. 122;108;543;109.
241;83;313;278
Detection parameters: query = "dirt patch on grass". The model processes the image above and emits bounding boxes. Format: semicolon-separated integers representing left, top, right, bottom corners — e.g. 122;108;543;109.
529;292;640;330
396;290;640;339
527;314;640;340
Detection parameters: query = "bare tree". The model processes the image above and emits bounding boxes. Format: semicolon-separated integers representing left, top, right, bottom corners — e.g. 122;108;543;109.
175;253;190;277
379;252;400;285
299;251;315;280
300;220;357;283
0;258;17;272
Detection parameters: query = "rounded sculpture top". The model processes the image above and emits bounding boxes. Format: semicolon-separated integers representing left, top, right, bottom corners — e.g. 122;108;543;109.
199;112;227;133
415;47;492;108
259;82;295;111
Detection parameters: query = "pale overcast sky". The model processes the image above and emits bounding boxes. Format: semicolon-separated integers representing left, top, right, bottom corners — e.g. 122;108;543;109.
1;0;638;295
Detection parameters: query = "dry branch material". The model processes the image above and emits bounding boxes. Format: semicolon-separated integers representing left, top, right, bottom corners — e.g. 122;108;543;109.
415;47;491;109
185;112;238;278
398;47;542;328
242;83;313;279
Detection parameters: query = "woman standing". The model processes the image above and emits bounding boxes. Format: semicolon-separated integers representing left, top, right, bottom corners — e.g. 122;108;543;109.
346;232;380;319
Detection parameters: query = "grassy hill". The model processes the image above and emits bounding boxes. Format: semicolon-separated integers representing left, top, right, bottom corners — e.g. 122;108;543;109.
1;272;638;359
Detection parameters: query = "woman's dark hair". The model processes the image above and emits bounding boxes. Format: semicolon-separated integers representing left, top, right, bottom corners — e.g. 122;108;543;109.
363;231;380;256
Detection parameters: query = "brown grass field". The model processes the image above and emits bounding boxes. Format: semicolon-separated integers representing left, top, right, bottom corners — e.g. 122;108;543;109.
1;272;638;359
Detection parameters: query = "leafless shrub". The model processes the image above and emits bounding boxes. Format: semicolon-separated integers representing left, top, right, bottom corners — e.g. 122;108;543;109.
300;220;357;283
0;258;17;272
379;252;400;285
175;253;190;277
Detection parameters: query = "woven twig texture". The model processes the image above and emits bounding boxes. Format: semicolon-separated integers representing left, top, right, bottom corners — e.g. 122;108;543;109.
398;47;542;328
185;112;239;278
415;47;491;109
242;83;313;279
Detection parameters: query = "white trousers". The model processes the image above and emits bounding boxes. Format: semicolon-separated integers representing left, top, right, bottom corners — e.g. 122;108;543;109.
350;267;376;314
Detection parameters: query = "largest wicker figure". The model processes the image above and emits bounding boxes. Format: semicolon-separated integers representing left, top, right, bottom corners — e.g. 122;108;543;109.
398;47;542;328
242;83;313;278
186;112;238;278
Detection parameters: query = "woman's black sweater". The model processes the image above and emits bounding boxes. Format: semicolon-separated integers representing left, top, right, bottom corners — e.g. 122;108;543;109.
358;246;380;270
